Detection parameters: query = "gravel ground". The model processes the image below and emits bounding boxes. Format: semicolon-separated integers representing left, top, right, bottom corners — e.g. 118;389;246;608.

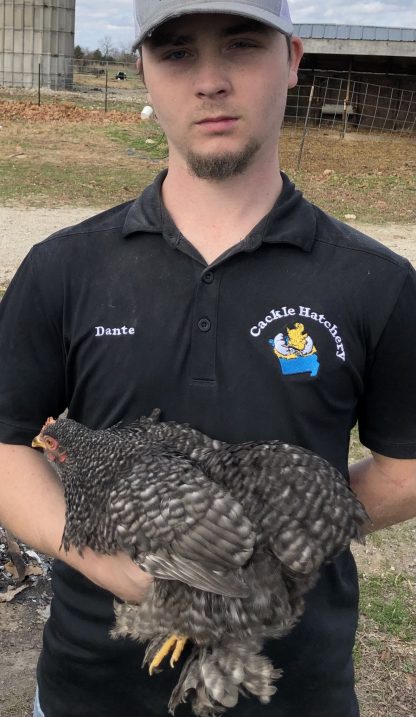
0;207;97;287
1;207;415;287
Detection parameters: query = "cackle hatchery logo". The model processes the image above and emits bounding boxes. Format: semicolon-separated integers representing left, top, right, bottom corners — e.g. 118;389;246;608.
250;305;346;379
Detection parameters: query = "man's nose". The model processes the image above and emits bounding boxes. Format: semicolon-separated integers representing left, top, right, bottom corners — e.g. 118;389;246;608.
193;58;232;99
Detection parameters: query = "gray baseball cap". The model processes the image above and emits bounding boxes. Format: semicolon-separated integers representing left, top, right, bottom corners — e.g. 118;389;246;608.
133;0;293;47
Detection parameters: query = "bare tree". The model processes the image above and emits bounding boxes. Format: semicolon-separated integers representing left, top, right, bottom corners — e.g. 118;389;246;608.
112;42;136;63
100;36;114;60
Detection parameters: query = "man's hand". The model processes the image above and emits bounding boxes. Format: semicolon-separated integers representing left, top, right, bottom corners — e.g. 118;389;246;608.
349;452;416;534
65;546;154;603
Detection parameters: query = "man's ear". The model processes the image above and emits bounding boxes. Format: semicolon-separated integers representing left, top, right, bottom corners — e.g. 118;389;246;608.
288;36;304;90
136;56;143;75
136;55;151;100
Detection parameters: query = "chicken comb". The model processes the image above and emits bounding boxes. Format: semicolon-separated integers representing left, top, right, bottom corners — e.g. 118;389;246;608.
41;417;56;433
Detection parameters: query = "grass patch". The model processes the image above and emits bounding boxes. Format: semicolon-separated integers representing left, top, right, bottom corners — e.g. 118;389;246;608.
335;173;410;220
359;572;415;641
107;124;169;159
0;156;160;207
291;169;415;223
280;130;416;223
354;519;416;717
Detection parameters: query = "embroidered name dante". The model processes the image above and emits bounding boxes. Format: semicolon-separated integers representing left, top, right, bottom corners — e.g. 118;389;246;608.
95;326;135;336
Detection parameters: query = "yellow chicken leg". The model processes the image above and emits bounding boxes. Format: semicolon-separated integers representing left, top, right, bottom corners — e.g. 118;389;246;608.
149;634;188;675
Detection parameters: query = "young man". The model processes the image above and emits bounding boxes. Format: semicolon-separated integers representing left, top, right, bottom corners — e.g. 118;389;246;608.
0;1;415;716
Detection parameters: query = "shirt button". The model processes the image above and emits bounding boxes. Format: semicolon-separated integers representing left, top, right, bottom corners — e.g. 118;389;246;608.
198;318;211;332
203;271;214;284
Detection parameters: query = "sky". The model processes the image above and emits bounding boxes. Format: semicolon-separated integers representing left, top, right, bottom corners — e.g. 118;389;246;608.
74;0;416;50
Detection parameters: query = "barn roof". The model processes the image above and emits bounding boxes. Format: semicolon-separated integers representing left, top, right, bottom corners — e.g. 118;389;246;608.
292;24;416;42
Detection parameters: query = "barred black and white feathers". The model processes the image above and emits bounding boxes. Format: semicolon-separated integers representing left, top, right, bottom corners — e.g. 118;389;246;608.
34;418;255;598
138;409;367;577
33;412;368;716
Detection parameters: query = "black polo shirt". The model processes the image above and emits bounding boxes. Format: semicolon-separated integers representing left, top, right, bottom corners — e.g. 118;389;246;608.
1;172;415;717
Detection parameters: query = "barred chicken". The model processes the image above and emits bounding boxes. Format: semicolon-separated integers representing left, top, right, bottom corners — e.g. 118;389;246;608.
32;412;368;716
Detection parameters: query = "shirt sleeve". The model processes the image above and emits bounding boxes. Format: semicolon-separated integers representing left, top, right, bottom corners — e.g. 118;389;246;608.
358;265;416;459
0;247;67;446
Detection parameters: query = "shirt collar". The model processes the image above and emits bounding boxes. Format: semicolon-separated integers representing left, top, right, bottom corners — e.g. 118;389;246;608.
122;170;316;253
122;170;169;238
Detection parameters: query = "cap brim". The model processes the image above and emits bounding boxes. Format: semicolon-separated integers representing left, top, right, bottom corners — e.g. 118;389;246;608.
134;2;293;46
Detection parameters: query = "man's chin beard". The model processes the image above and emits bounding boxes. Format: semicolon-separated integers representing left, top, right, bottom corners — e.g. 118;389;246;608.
186;139;260;181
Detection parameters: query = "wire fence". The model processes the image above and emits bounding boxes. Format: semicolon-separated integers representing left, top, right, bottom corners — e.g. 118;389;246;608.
286;75;415;136
1;59;415;138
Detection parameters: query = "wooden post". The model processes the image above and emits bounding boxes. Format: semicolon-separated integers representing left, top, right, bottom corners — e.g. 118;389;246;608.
296;83;314;171
342;61;352;139
38;64;41;106
105;69;108;112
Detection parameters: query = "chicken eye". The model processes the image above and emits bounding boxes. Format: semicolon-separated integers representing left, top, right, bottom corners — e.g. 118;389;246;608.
44;436;57;449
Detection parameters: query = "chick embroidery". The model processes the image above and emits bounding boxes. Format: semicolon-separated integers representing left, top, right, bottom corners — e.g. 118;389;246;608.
33;412;368;716
269;322;320;377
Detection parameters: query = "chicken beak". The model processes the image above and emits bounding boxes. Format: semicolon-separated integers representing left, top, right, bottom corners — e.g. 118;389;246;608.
32;434;46;449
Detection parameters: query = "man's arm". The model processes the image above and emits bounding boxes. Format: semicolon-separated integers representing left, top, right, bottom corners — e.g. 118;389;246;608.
0;443;153;601
349;452;416;534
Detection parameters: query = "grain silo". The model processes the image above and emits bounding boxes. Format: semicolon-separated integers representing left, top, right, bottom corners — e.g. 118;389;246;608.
0;0;75;89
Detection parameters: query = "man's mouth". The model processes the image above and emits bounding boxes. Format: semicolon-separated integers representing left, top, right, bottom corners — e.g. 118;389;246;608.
197;116;237;123
196;116;239;131
197;115;237;124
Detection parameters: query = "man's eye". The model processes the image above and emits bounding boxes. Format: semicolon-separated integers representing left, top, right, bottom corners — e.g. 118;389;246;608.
229;40;258;49
164;49;189;61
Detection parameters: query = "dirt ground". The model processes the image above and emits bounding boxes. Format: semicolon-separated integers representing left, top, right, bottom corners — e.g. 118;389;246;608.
0;210;415;717
0;573;51;717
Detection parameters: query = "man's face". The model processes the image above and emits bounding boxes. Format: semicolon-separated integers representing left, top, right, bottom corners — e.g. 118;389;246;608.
140;14;303;180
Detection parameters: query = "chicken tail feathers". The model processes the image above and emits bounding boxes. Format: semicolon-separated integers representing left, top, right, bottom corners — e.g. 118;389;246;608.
168;640;281;716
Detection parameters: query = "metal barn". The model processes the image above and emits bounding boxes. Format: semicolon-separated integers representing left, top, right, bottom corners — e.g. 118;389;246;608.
288;24;416;132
